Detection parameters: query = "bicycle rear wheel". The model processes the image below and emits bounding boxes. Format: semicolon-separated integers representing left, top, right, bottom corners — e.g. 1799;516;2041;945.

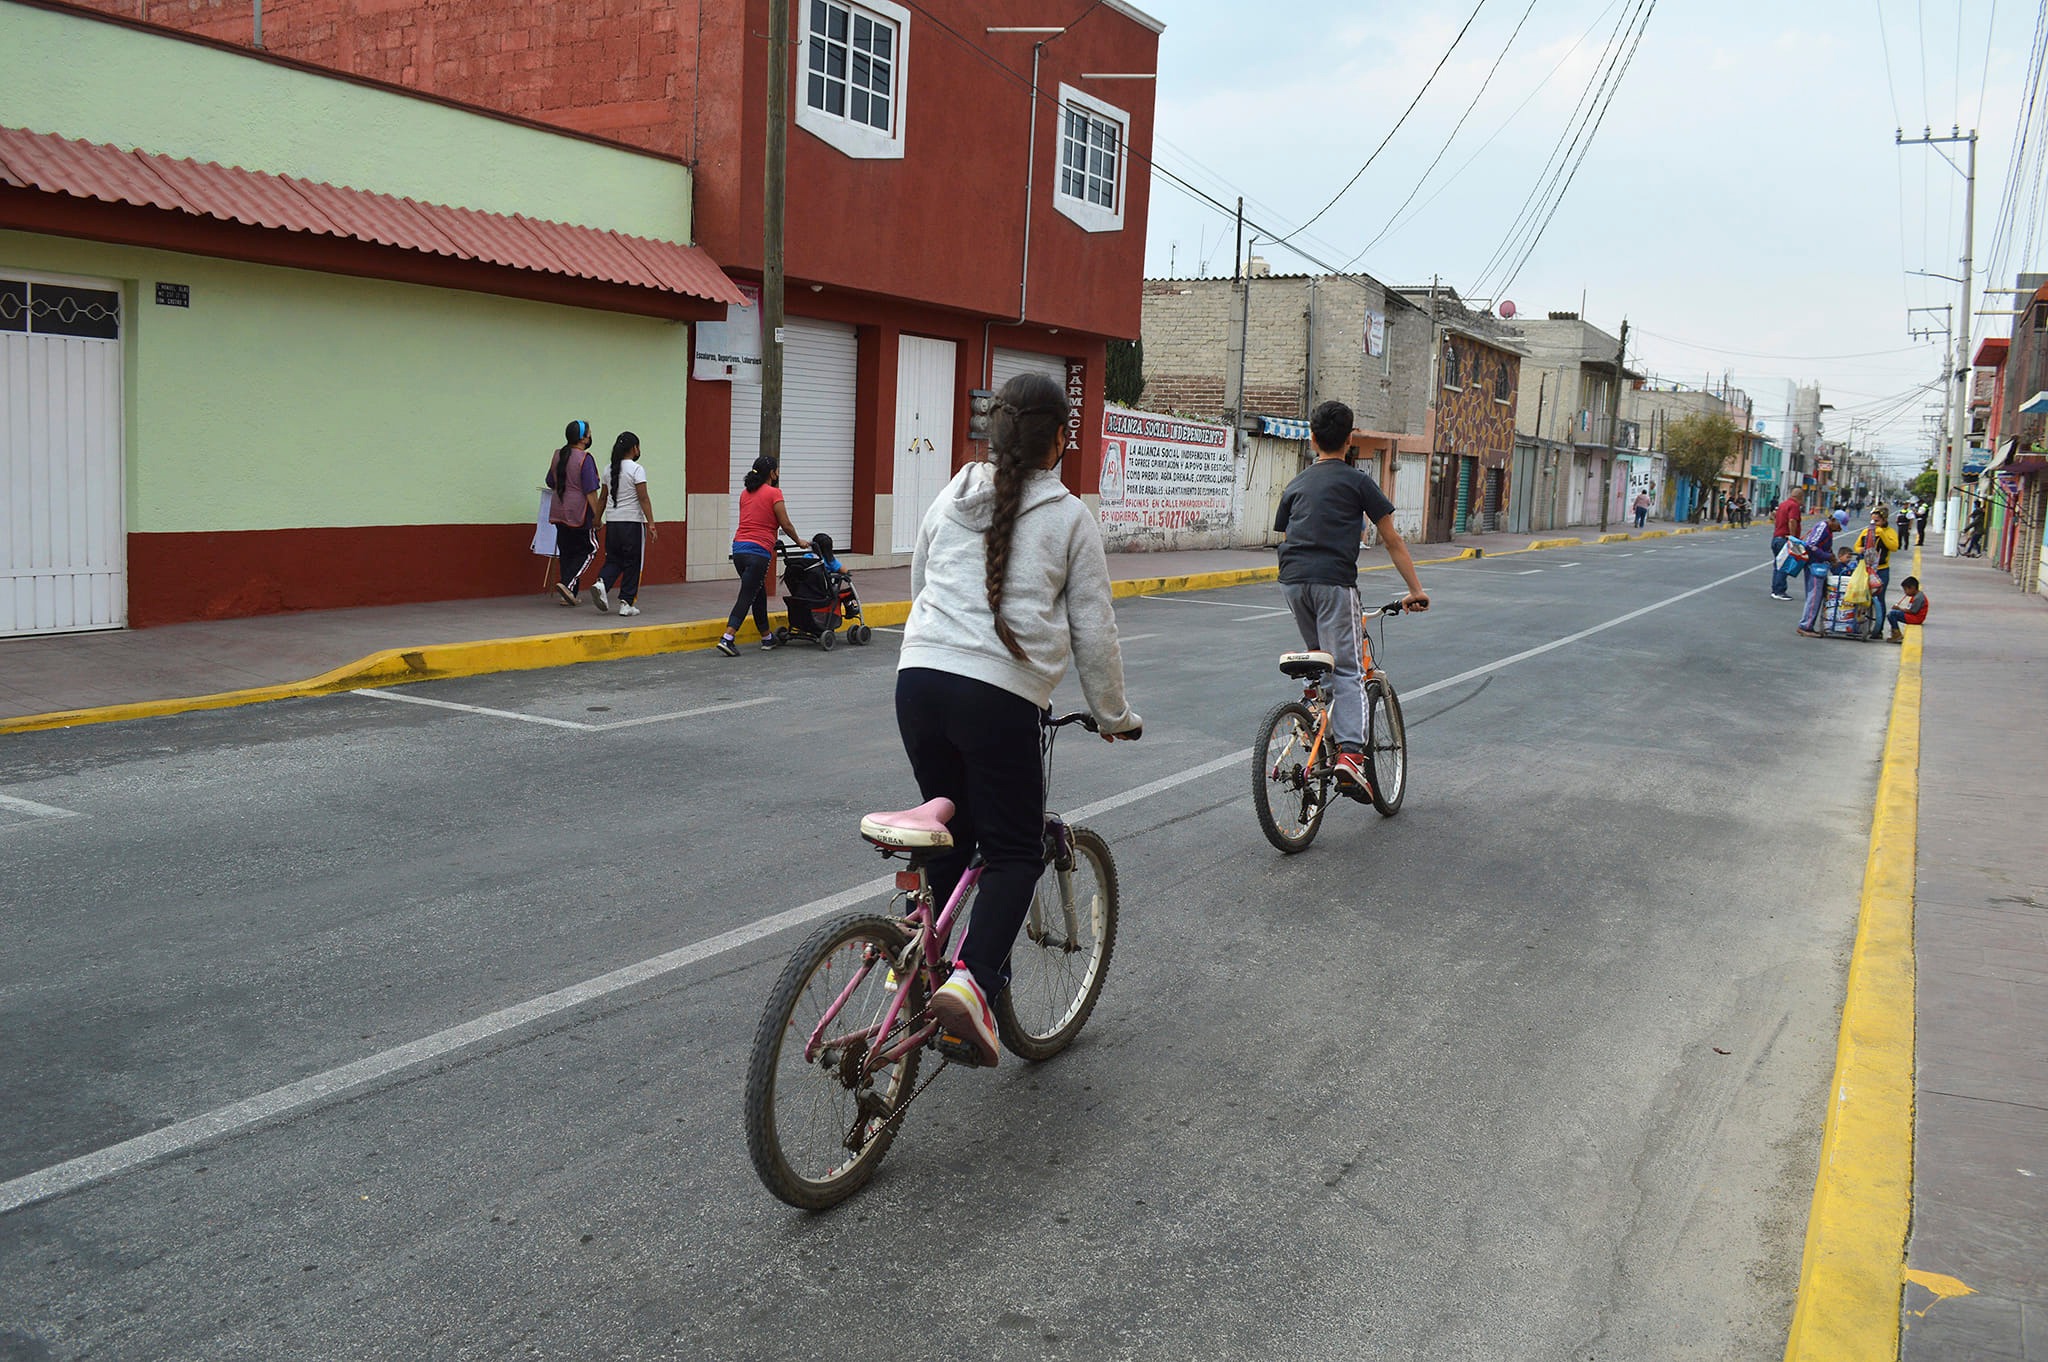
1364;678;1407;816
744;913;923;1210
994;826;1119;1060
1253;700;1331;853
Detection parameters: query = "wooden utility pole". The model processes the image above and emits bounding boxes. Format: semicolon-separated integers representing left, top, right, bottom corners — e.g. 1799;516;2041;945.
1599;318;1628;533
761;0;788;467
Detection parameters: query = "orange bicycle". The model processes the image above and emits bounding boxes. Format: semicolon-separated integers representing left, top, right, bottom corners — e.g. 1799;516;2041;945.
1252;599;1413;853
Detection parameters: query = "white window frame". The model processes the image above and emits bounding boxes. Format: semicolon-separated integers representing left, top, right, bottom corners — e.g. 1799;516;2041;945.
796;0;910;161
1054;83;1128;234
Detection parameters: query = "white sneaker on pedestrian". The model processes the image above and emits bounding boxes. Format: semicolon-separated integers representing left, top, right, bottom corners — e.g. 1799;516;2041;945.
1770;591;1792;601
591;581;610;612
931;969;1000;1067
616;602;640;617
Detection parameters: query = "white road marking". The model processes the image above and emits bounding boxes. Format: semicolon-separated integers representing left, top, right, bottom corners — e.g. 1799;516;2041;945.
0;558;1769;1216
1230;612;1290;622
870;625;904;634
1137;593;1271;609
352;690;777;732
1516;569;1544;575
0;792;80;821
1557;562;1581;568
1117;633;1160;643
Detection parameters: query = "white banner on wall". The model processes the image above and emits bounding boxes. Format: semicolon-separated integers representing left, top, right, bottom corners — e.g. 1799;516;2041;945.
1098;405;1236;547
1364;309;1386;359
692;282;762;382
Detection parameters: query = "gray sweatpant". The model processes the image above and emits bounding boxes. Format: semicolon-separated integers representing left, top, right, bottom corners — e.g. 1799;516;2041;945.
1281;582;1363;749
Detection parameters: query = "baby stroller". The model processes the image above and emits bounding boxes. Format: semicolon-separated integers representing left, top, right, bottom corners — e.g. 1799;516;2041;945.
773;533;872;650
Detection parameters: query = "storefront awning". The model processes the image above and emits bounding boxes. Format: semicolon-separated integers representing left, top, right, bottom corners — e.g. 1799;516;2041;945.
2020;390;2048;415
0;125;745;310
1257;416;1312;440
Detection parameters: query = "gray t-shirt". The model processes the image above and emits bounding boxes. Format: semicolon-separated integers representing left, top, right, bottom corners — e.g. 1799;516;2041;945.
1274;459;1397;587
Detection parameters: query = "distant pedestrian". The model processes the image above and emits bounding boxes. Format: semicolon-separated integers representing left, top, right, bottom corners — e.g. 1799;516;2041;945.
718;455;809;656
1769;492;1805;599
1894;500;1914;551
1797;510;1852;636
1915;500;1930;543
1962;501;1987;557
1632;490;1651;529
1855;508;1899;640
546;419;603;606
593;431;654;617
1887;576;1929;643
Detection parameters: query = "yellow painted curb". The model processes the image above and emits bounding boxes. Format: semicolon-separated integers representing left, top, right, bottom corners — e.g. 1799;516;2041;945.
1527;536;1583;549
1782;597;1920;1360
1636;529;1670;539
1598;533;1631;543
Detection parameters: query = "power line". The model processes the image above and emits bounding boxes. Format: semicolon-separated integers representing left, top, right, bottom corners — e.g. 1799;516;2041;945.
1492;0;1658;298
1342;0;1542;269
1875;0;1905;127
1467;0;1643;296
1634;329;1939;361
1275;0;1494;245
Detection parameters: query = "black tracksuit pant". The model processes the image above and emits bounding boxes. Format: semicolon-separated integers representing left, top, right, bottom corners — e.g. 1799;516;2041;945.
895;668;1045;999
599;522;644;603
556;520;595;592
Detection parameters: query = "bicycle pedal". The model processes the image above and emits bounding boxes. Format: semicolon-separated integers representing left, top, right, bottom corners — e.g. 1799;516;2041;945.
934;1032;994;1067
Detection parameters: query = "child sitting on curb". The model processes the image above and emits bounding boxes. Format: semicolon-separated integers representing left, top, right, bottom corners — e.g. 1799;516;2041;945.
1887;576;1930;643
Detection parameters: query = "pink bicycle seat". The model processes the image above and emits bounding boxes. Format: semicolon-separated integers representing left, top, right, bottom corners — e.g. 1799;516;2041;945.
860;798;956;850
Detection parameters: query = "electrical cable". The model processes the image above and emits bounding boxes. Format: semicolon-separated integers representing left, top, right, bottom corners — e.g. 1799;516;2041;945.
1274;0;1494;245
1341;0;1542;269
1632;329;1939;361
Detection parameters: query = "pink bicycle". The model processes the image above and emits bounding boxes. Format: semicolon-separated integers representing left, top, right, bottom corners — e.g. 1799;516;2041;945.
743;711;1121;1209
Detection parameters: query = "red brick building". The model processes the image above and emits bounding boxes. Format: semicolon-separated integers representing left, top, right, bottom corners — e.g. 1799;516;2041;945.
80;0;1165;578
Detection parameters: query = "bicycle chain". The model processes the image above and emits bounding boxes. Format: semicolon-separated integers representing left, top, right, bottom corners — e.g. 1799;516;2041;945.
864;1052;950;1146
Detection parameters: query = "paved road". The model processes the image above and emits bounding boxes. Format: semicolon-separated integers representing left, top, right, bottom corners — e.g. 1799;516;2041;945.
0;532;1900;1361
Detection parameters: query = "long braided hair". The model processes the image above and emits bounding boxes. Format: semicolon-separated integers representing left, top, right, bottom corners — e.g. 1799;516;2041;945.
548;419;591;498
608;431;639;503
985;372;1070;660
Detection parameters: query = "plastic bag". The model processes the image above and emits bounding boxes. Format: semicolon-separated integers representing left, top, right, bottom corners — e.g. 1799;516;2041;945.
1845;561;1872;606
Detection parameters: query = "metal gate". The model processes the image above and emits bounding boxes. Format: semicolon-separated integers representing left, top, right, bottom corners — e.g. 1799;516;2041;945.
729;317;858;545
2;273;126;637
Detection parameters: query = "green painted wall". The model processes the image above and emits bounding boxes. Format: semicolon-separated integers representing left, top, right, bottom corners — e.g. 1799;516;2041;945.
2;231;690;533
0;0;691;243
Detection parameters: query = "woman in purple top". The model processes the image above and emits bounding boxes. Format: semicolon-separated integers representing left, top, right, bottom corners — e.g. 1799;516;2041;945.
1797;510;1851;636
547;419;604;605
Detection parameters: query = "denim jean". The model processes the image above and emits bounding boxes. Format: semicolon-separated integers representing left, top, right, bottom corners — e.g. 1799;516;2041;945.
726;551;772;635
1770;535;1791;594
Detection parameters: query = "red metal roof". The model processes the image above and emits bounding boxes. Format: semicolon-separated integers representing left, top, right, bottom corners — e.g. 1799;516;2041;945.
0;126;744;307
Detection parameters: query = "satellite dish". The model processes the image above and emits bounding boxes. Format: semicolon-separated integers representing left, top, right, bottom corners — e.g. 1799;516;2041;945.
1498;300;1517;319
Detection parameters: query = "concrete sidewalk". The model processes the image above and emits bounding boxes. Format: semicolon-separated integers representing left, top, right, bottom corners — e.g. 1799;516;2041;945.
0;521;1746;724
1901;553;2048;1357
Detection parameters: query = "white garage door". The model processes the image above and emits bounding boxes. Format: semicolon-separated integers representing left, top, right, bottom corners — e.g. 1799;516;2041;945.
990;346;1065;394
730;317;858;546
2;274;126;637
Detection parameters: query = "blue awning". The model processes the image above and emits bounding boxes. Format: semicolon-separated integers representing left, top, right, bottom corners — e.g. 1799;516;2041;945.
1258;416;1312;440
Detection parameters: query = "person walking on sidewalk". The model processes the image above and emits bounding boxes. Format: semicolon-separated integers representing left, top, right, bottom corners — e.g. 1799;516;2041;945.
895;371;1142;1067
718;455;808;656
546;419;604;606
1273;399;1430;797
1632;489;1652;529
1887;575;1930;642
1769;491;1804;599
1855;507;1899;641
592;432;653;617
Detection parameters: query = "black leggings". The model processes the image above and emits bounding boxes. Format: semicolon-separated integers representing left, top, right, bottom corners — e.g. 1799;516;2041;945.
895;668;1045;999
726;551;772;635
599;522;644;603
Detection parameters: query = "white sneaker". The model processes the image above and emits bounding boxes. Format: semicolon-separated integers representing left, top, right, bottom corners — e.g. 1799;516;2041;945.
931;969;1000;1067
616;602;640;617
591;581;610;612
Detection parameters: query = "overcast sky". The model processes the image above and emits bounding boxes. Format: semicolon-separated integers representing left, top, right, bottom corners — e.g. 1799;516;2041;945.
1131;0;2042;473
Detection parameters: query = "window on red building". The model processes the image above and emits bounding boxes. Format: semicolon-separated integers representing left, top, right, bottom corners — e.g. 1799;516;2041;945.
799;0;908;159
1055;85;1127;233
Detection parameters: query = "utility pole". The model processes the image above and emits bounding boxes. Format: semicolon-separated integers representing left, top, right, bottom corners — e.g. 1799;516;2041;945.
1599;319;1628;533
1898;126;1977;554
761;0;789;470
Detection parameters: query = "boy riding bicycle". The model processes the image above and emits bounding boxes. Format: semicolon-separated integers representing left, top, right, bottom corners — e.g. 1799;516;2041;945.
1273;400;1430;794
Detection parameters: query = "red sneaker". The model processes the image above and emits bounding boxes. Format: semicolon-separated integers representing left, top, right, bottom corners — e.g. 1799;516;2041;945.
932;969;1000;1067
1333;751;1375;800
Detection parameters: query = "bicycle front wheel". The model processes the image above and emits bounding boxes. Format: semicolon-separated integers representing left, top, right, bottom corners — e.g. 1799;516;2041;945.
995;826;1119;1061
744;913;923;1210
1253;700;1331;853
1364;678;1407;816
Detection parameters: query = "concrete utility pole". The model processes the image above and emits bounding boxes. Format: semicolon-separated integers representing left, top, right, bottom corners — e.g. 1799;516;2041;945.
1897;127;1977;554
1599;318;1628;533
761;0;789;468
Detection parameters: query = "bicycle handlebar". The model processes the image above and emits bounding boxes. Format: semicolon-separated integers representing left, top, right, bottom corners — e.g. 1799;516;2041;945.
1375;598;1428;616
1044;711;1098;732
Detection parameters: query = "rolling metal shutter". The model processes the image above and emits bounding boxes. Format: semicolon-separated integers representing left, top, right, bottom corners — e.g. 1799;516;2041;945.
729;317;858;546
990;346;1065;393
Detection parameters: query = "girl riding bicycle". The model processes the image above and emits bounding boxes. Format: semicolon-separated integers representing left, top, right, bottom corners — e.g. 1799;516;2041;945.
896;371;1141;1067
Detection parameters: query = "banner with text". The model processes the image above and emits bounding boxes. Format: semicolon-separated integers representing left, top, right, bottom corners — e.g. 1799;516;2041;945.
1098;405;1237;549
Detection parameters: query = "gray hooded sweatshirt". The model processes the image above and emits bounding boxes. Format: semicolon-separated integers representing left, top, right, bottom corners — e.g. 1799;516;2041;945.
899;463;1140;733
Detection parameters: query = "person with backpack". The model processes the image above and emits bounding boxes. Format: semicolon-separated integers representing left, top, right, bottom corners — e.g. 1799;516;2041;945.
546;419;603;606
893;371;1141;1068
592;431;653;617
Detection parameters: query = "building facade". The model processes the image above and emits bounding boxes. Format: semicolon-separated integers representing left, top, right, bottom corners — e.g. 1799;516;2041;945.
1506;313;1638;530
66;0;1166;586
